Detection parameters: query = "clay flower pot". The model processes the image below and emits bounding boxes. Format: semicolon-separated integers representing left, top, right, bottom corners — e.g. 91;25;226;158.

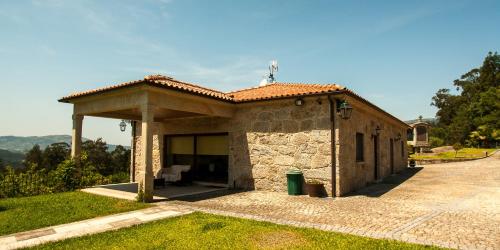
306;182;325;197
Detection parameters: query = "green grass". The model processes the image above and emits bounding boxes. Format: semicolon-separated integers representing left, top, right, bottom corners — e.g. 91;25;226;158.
410;148;496;160
29;212;440;250
0;191;149;236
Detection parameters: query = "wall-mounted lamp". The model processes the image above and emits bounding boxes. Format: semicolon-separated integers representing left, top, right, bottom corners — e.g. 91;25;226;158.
119;120;127;132
372;126;381;138
395;133;402;141
336;100;353;119
295;98;304;106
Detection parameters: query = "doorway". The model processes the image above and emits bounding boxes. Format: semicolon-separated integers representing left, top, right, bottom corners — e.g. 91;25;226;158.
373;135;379;180
164;133;229;184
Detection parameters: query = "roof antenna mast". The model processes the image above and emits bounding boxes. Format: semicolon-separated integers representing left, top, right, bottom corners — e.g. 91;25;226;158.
268;60;278;83
259;60;278;86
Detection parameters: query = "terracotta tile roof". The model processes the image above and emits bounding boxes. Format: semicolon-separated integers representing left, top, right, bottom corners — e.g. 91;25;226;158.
59;74;409;127
228;83;344;102
59;75;231;102
59;75;344;103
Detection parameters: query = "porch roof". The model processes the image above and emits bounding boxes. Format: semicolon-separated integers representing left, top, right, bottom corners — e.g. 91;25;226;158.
59;74;410;128
59;74;345;103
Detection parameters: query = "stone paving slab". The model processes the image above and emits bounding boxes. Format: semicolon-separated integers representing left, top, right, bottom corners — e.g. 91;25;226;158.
0;205;193;250
172;153;500;250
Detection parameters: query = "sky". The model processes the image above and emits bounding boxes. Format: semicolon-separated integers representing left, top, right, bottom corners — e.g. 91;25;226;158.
0;0;499;146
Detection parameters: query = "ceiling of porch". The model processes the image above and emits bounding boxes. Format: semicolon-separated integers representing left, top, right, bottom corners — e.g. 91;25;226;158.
88;107;207;122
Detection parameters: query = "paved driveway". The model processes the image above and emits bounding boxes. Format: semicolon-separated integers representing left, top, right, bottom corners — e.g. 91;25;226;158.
174;153;500;249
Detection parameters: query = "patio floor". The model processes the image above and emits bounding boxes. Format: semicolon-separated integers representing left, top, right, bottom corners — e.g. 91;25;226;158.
81;183;227;202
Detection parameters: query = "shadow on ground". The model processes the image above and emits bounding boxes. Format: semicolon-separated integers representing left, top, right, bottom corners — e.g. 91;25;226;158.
170;189;246;202
347;167;423;197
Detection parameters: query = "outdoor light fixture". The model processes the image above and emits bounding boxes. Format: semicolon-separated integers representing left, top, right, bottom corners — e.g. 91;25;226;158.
295;98;304;106
119;120;127;132
395;133;402;141
372;126;381;138
336;100;353;119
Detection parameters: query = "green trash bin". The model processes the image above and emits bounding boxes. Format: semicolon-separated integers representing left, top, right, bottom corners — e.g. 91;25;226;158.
287;170;303;195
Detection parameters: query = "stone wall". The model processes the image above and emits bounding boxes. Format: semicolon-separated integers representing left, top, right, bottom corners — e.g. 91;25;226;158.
337;96;408;195
131;94;408;197
132;96;333;195
232;97;332;195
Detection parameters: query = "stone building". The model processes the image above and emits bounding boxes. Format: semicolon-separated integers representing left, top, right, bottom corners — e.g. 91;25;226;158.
407;117;431;153
60;75;409;201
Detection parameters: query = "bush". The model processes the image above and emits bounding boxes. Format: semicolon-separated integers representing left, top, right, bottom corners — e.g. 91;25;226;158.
452;142;464;157
429;136;444;148
407;144;415;155
108;172;130;184
0;157;127;198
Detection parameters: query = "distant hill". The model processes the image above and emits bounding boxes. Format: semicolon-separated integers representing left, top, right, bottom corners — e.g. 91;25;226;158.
0;149;25;168
0;135;129;153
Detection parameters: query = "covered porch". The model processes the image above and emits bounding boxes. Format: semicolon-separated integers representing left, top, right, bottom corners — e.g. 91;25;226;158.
81;183;228;202
62;75;235;202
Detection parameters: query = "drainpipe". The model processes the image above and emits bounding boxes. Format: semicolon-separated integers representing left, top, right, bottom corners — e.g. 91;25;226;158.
328;95;337;197
130;121;136;183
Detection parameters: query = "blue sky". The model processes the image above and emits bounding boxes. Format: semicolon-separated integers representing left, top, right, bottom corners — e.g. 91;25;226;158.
0;0;498;146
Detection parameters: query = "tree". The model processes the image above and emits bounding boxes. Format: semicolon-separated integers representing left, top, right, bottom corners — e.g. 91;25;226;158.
82;138;112;176
452;142;463;157
25;144;43;169
41;142;70;171
0;158;4;173
110;145;130;174
431;52;500;146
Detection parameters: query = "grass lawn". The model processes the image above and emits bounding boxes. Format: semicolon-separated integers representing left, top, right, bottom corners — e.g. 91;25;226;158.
30;212;440;250
410;148;496;160
0;191;149;236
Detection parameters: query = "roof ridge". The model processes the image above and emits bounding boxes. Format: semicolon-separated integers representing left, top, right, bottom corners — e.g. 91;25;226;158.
226;83;278;94
227;82;343;95
273;82;343;88
145;75;229;96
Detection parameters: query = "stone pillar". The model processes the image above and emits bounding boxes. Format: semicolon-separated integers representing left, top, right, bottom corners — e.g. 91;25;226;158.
138;105;154;202
413;127;417;145
71;114;83;158
129;121;136;183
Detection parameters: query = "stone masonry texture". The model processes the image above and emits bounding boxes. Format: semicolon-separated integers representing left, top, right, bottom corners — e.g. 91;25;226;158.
133;95;408;196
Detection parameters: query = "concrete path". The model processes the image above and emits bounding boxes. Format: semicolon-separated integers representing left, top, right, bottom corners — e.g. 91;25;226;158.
0;205;193;250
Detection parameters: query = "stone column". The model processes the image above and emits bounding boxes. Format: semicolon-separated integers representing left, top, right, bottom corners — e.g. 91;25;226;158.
138;105;154;202
71;114;83;158
413;126;417;144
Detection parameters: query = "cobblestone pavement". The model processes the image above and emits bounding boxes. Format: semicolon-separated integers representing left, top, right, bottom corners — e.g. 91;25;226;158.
172;153;500;250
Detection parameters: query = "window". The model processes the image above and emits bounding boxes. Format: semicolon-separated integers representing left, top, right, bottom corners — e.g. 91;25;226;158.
416;126;427;141
165;133;229;183
356;133;364;162
166;136;194;167
401;140;404;157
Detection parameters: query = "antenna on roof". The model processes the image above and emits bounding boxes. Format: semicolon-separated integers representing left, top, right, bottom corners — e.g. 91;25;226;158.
268;60;278;83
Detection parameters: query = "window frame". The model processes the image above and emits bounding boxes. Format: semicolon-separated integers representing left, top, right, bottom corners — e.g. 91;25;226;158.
355;132;364;162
